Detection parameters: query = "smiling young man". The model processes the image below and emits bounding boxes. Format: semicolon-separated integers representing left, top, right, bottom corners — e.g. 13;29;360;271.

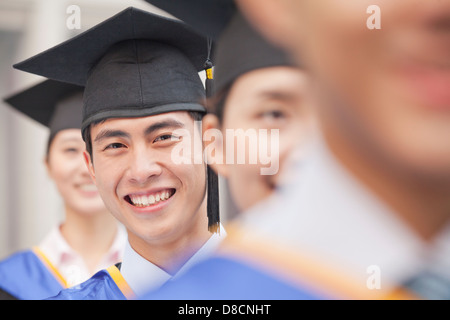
86;112;213;280
14;7;224;299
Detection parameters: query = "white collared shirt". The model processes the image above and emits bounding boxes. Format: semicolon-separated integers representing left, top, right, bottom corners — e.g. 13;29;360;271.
38;224;127;287
238;136;450;292
120;226;226;297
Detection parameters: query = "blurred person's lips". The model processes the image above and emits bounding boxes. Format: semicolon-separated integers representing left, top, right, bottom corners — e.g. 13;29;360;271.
395;11;450;111
408;67;450;110
75;182;99;197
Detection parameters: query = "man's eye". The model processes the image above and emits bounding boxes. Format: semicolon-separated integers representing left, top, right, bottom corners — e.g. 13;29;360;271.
154;134;180;142
104;143;125;150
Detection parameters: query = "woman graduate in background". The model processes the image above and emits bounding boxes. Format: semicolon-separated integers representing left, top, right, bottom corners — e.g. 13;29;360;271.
0;80;126;300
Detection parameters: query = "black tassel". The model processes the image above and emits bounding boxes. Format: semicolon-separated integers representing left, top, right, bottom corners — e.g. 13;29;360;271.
207;166;220;233
204;38;220;233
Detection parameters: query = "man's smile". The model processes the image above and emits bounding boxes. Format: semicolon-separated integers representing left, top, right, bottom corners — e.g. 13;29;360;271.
125;188;176;208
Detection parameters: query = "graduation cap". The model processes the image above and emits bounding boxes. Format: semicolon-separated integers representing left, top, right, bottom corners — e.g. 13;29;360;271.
13;7;220;233
4;79;84;142
143;0;294;95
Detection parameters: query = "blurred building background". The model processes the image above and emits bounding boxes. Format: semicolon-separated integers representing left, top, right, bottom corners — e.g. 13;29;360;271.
0;0;237;260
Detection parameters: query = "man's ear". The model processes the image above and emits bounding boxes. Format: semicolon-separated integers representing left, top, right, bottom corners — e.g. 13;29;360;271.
83;151;96;183
202;114;229;178
236;0;297;51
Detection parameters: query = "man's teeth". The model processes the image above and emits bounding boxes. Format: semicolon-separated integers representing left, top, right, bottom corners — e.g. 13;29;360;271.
129;190;172;207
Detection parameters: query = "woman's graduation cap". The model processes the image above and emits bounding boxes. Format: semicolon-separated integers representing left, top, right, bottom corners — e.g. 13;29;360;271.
13;7;220;233
4;79;84;142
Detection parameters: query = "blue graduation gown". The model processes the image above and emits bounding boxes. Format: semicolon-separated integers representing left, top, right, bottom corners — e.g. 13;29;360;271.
142;256;329;299
0;247;66;300
140;225;417;300
48;265;135;300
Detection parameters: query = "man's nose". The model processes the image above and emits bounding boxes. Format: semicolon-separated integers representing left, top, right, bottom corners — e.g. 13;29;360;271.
127;146;163;185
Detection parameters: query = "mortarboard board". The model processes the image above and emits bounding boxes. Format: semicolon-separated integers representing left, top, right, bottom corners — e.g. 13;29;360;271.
4;79;83;140
13;7;220;232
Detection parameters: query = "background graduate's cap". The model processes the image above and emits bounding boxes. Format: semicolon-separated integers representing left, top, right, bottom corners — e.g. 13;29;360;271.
4;79;83;140
144;0;294;95
13;7;220;233
145;0;236;40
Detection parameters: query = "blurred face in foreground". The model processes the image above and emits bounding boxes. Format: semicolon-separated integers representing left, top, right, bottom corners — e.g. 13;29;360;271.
237;0;450;237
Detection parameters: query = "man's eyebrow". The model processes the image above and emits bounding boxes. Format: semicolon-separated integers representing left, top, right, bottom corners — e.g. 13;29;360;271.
144;119;186;136
93;119;186;143
94;129;130;143
258;90;298;102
